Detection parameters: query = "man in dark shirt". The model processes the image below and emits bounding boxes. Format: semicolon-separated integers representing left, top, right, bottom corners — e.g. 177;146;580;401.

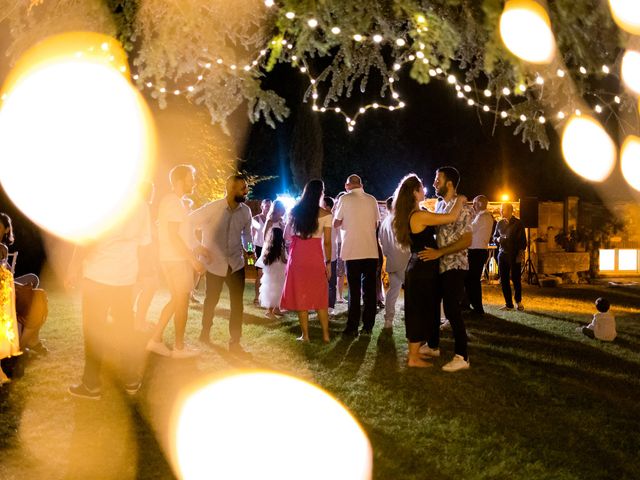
493;203;527;311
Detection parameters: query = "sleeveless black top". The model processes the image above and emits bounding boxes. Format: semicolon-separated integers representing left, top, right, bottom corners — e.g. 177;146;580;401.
407;213;439;276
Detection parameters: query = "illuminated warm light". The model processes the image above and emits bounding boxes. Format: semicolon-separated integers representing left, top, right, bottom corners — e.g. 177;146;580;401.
556;69;565;77
173;372;372;480
561;115;616;182
484;89;491;97
618;249;638;271
621;135;640;191
579;66;587;75
599;249;615;271
501;193;511;201
0;32;155;244
373;34;383;43
621;50;640;95
285;11;295;19
264;0;274;7
396;38;406;46
502;87;511;95
416;15;426;24
499;0;555;64
331;26;341;34
608;0;640;35
353;34;363;42
307;18;318;28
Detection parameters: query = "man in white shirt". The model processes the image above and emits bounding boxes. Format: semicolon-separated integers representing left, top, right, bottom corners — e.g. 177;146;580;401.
333;174;380;336
190;174;253;354
379;196;410;330
67;196;151;399
148;165;207;359
464;195;494;315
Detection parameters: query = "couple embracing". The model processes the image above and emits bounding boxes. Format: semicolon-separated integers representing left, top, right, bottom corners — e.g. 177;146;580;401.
392;167;472;372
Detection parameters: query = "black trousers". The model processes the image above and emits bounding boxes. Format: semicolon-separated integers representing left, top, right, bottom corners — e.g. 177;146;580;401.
202;267;245;344
465;249;488;313
430;269;468;360
498;253;522;308
81;278;137;389
328;260;337;308
345;258;378;332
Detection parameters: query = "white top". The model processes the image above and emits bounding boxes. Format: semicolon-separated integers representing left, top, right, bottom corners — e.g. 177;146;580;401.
190;198;252;276
586;312;617;341
83;200;151;286
286;213;332;240
334;188;380;261
470;210;495;249
157;192;195;263
252;214;267;247
379;215;410;273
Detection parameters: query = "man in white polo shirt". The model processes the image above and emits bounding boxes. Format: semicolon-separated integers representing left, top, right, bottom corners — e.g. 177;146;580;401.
334;174;380;336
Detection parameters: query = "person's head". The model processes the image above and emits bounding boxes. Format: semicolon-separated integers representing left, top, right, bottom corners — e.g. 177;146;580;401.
169;164;196;196
323;195;335;211
291;179;324;238
345;174;362;192
267;199;286;222
260;199;272;215
385;196;394;212
391;173;424;249
263;227;287;266
595;297;610;313
433;166;460;198
226;174;250;203
501;203;514;220
473;195;488;213
0;213;14;246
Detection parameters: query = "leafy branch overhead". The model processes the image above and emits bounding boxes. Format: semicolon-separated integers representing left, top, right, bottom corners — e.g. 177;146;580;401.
0;0;634;149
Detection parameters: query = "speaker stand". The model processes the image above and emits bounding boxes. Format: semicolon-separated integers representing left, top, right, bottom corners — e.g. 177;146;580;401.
522;227;540;286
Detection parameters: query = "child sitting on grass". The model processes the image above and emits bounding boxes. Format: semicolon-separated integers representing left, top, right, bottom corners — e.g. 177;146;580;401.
580;297;616;341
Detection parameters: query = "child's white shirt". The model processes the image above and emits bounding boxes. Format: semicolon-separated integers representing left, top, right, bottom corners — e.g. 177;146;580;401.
586;311;617;341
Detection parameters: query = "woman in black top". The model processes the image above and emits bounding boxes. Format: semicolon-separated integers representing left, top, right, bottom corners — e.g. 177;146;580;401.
392;174;465;367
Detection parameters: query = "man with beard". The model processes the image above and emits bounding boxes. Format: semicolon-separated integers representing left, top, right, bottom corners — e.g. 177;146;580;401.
418;166;473;372
191;174;253;355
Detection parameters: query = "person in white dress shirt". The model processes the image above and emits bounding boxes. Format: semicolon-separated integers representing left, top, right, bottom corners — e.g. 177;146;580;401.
464;195;494;315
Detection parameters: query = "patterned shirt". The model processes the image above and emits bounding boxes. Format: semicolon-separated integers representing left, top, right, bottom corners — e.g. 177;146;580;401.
435;197;473;273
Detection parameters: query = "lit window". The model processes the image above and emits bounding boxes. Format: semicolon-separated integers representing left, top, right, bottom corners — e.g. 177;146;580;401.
599;249;615;271
618;249;638;271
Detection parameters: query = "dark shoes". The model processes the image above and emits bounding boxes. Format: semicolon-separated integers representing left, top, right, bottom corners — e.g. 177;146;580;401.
342;328;359;338
30;341;49;355
68;383;101;400
360;328;373;336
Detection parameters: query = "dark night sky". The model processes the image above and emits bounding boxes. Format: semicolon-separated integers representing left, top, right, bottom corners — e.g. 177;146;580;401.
242;63;601;202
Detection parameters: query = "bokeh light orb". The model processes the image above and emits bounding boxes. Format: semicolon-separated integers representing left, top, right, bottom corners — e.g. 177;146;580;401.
172;372;372;480
561;115;616;182
499;0;555;64
0;32;155;244
621;135;640;191
621;50;640;95
609;0;640;35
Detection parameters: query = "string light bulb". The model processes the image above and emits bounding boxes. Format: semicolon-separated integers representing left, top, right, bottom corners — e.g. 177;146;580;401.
307;19;318;28
331;27;341;34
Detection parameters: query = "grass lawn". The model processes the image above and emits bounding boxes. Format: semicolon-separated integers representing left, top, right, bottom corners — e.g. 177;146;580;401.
1;281;639;479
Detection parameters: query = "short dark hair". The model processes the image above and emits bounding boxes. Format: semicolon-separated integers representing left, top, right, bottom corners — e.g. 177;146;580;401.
595;297;610;313
386;196;393;211
437;166;460;190
323;196;334;209
227;173;248;183
169;164;195;188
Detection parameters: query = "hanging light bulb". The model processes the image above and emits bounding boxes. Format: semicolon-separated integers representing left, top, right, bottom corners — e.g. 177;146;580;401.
499;0;555;64
608;0;640;35
561;115;616;182
621;134;640;191
621;50;640;94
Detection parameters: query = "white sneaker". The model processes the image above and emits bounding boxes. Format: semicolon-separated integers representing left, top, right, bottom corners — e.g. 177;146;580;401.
516;303;525;311
328;308;336;316
171;346;201;359
418;344;440;357
439;319;451;330
442;354;470;372
146;339;172;357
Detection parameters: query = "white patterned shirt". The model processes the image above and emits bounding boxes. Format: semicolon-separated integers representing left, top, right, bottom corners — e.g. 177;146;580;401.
435;197;473;273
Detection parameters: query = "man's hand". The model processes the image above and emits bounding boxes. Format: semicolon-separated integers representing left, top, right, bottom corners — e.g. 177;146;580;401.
325;263;332;280
194;245;212;263
191;259;206;275
417;247;442;262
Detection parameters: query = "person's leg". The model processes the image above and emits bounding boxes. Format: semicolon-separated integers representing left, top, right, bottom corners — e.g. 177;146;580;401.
17;288;48;349
345;260;362;333
297;311;310;341
498;254;514;308
441;270;468;360
405;267;433;367
135;275;158;329
151;263;181;343
384;271;402;327
317;309;330;342
467;249;487;313
14;273;39;288
582;326;595;338
200;271;225;341
512;261;523;304
172;264;193;350
328;260;337;309
81;279;110;390
361;258;378;331
226;267;246;345
110;285;139;385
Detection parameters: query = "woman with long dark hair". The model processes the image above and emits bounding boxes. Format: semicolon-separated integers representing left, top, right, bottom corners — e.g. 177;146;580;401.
280;179;332;342
392;174;465;367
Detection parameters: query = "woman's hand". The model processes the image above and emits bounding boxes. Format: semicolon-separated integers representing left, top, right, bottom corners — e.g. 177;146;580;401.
417;247;442;262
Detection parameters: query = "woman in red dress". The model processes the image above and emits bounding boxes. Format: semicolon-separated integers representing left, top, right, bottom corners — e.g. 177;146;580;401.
280;180;332;342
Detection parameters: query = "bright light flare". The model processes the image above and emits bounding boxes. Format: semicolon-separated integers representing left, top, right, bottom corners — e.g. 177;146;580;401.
172;372;372;480
621;135;640;191
0;32;155;244
561;115;616;182
500;193;511;202
275;193;298;213
609;0;640;35
621;50;640;95
499;0;555;64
